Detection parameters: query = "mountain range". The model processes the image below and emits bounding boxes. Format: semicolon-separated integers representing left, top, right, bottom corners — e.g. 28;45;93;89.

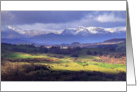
1;26;126;45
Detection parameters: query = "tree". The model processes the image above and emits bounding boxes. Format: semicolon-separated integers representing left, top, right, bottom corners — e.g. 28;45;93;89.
70;52;79;57
50;46;60;53
87;50;91;55
93;52;97;55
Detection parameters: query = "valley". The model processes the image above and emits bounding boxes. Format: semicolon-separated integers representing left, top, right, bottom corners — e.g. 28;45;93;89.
1;39;126;81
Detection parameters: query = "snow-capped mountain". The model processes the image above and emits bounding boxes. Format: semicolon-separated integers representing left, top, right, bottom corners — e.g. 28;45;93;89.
5;25;62;36
4;25;126;37
28;26;126;44
61;26;126;36
1;29;25;39
1;26;126;45
62;26;102;36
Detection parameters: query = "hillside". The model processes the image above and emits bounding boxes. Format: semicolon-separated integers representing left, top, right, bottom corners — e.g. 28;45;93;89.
65;38;126;48
104;38;126;43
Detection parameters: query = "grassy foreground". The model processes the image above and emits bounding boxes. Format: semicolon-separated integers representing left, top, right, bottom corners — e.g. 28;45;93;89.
1;52;126;81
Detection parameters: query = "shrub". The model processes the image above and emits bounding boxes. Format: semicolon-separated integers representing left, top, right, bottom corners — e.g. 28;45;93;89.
87;50;91;55
70;53;79;57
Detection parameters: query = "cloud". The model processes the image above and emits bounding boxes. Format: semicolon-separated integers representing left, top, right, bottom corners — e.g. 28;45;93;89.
5;12;126;36
5;15;96;36
3;11;126;36
1;11;126;25
1;11;90;25
1;11;16;25
95;13;126;22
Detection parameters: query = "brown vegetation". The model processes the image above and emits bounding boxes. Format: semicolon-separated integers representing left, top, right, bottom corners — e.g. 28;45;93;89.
93;55;126;64
2;58;59;63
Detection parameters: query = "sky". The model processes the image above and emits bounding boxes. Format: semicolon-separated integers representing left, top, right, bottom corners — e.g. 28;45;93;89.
1;11;126;36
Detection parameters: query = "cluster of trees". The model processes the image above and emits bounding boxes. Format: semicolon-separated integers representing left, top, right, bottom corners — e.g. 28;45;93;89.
49;46;80;57
2;43;81;57
87;50;103;56
1;43;48;53
87;49;126;58
98;44;126;52
2;42;126;58
86;43;126;57
98;44;118;51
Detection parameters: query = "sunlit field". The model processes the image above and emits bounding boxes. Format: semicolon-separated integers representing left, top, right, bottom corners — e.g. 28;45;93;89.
1;43;126;81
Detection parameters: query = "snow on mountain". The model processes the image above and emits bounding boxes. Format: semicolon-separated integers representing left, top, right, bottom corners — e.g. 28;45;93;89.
62;26;100;36
6;25;63;37
5;25;126;38
2;25;126;45
61;26;126;36
61;28;77;35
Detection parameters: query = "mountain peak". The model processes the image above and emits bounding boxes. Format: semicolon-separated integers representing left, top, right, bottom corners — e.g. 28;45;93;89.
62;26;126;36
4;25;126;38
77;26;87;32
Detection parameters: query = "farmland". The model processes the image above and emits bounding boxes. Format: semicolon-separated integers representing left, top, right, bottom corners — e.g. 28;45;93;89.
1;42;126;81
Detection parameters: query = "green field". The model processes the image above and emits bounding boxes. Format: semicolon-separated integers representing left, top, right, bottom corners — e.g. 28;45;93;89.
2;51;126;73
1;43;126;81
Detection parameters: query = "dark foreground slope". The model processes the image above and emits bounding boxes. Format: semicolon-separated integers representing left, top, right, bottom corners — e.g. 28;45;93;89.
1;62;126;81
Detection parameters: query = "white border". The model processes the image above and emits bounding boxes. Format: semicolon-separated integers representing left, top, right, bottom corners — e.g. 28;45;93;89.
1;82;126;91
1;1;126;10
1;1;126;91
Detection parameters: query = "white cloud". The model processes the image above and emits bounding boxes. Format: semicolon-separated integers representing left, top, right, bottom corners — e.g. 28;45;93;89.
95;13;126;22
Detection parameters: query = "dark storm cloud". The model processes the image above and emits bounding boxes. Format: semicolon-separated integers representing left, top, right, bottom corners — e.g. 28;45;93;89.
1;11;91;25
1;11;126;26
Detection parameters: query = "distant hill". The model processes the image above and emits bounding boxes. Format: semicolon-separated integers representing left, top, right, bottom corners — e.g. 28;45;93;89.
1;38;32;44
1;30;24;39
67;38;126;48
104;38;126;43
